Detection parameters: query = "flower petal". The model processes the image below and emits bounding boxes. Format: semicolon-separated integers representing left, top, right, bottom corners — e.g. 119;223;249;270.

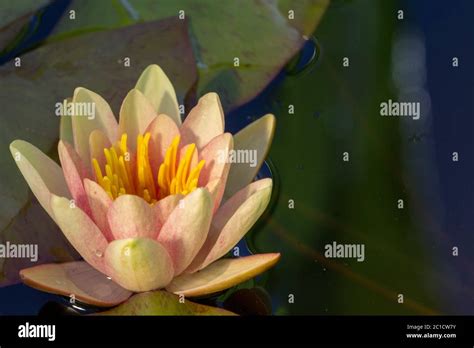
180;93;225;149
107;194;157;240
58;140;92;217
10;140;70;219
135;64;181;125
198;133;233;211
84;179;114;241
104;237;174;292
153;194;182;236
224;114;275;199
167;253;280;297
146;113;180;176
157;188;213;275
50;195;108;273
59;98;73;144
20;261;131;307
89;129;111;168
118;88;157;151
71;87;118;165
187;178;272;272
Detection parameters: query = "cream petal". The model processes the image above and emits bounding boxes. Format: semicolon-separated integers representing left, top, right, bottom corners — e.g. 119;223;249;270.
224;114;275;199
50;195;108;273
84;179;114;241
20;261;131;307
119;88;158;151
71;87;118;165
89;129;111;168
135;64;181;125
10;140;70;219
167;253;280;297
180;93;225;149
146;114;180;177
187;178;272;272
198;133;233;211
157;188;212;275
104;237;174;292
107;194;157;240
58;141;92;217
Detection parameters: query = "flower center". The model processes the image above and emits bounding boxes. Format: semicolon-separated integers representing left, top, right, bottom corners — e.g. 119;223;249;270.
92;133;205;203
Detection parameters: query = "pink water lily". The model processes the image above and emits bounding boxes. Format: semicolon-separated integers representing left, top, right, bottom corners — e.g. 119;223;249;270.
10;65;279;307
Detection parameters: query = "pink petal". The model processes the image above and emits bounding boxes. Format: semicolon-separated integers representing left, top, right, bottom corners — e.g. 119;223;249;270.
107;194;157;240
187;178;272;273
153;194;183;238
157;188;213;276
198;133;233;211
146;114;180;177
84;179;114;241
180;93;225;150
58;140;92;217
50;194;108;273
20;261;131;307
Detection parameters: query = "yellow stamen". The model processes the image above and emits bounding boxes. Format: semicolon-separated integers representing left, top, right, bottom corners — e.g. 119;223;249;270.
91;132;205;202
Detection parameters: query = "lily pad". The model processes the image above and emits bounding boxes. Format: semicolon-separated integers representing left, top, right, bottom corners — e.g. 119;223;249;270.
0;17;197;286
49;0;329;110
96;290;236;315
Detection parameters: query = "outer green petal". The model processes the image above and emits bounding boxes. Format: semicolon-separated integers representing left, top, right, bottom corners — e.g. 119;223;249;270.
224;114;275;199
167;253;280;297
9;140;70;219
187;178;272;272
71;87;118;165
135;64;181;125
96;290;235;315
20;261;131;307
104;237;174;292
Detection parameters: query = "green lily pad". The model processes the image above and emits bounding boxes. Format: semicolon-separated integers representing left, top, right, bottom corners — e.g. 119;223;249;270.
96;290;236;315
0;17;197;286
49;0;329;110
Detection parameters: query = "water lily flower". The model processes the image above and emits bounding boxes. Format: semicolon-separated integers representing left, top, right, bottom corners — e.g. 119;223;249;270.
10;65;279;307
